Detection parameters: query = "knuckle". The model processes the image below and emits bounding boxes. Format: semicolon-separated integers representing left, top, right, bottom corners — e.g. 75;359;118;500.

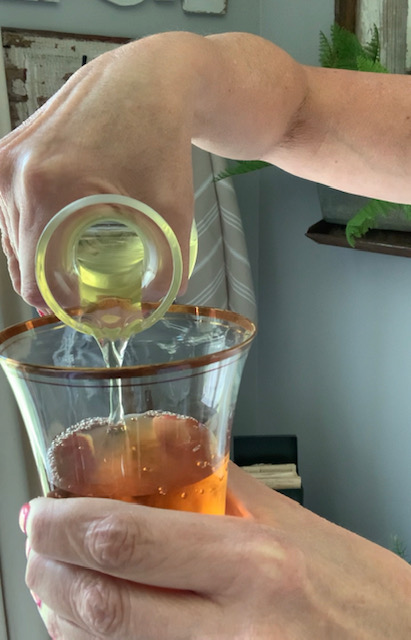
238;524;306;595
85;512;147;571
19;152;52;193
71;572;127;636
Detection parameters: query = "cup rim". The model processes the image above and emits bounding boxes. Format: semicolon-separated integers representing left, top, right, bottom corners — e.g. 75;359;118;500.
0;304;256;379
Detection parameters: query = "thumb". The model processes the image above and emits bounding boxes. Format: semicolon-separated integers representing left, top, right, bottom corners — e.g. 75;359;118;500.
226;462;302;525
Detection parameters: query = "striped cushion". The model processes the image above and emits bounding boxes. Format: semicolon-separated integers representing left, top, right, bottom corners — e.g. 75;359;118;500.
177;146;257;324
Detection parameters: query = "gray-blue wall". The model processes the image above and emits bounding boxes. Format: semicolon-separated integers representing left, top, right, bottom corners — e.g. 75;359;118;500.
257;0;411;556
0;0;258;37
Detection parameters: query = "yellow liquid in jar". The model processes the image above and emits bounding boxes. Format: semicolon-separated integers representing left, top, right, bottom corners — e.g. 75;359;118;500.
76;221;197;313
76;226;145;305
36;215;197;341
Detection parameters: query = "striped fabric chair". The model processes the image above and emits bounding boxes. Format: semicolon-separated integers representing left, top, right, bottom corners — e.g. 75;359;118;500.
177;146;257;324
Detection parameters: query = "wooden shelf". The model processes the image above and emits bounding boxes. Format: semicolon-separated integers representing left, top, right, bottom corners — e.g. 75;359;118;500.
306;219;411;258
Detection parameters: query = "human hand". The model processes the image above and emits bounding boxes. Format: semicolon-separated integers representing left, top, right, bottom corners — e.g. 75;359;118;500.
0;35;196;309
21;462;411;639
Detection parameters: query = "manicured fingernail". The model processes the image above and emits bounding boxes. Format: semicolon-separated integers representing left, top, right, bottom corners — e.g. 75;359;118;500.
37;309;46;317
30;590;42;608
19;503;30;534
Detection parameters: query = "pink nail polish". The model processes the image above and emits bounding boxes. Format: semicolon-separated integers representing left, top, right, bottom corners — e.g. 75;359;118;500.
37;309;46;317
19;503;30;534
30;590;42;608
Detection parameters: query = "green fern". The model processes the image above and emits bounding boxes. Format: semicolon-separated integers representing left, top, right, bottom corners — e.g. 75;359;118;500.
362;24;381;63
319;23;364;70
346;201;411;247
356;56;388;73
391;534;410;563
319;23;387;72
214;160;271;182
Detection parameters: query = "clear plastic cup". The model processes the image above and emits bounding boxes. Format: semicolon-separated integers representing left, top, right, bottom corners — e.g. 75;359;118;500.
0;306;255;515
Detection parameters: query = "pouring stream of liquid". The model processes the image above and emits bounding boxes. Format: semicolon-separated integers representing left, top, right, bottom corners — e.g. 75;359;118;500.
98;337;129;428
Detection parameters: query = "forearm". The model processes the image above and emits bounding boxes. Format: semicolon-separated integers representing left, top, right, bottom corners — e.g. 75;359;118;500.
98;31;308;162
116;31;411;203
274;65;411;203
198;34;411;203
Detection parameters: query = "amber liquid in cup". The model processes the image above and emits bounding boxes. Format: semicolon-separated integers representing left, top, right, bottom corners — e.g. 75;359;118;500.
47;410;228;515
0;307;255;516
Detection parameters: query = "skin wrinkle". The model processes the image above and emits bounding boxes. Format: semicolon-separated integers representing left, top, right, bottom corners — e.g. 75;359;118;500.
274;73;348;179
279;90;315;151
70;571;127;637
85;513;144;572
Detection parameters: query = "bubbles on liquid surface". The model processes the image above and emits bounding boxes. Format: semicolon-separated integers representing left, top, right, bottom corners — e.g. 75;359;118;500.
48;409;211;487
46;409;229;515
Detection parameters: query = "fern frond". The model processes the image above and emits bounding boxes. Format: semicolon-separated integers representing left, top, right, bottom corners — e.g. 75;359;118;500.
345;200;407;247
391;535;410;562
319;30;334;67
319;23;385;71
329;23;364;69
214;160;271;182
356;55;388;73
363;24;380;63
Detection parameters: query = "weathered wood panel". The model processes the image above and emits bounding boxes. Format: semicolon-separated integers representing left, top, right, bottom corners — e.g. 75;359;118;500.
1;28;131;129
357;0;409;73
335;0;357;32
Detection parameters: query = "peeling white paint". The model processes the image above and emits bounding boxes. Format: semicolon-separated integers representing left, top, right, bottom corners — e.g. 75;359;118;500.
357;0;409;72
2;30;130;129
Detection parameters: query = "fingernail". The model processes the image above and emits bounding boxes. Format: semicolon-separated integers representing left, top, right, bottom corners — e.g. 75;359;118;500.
30;590;42;608
19;503;30;534
37;309;46;317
